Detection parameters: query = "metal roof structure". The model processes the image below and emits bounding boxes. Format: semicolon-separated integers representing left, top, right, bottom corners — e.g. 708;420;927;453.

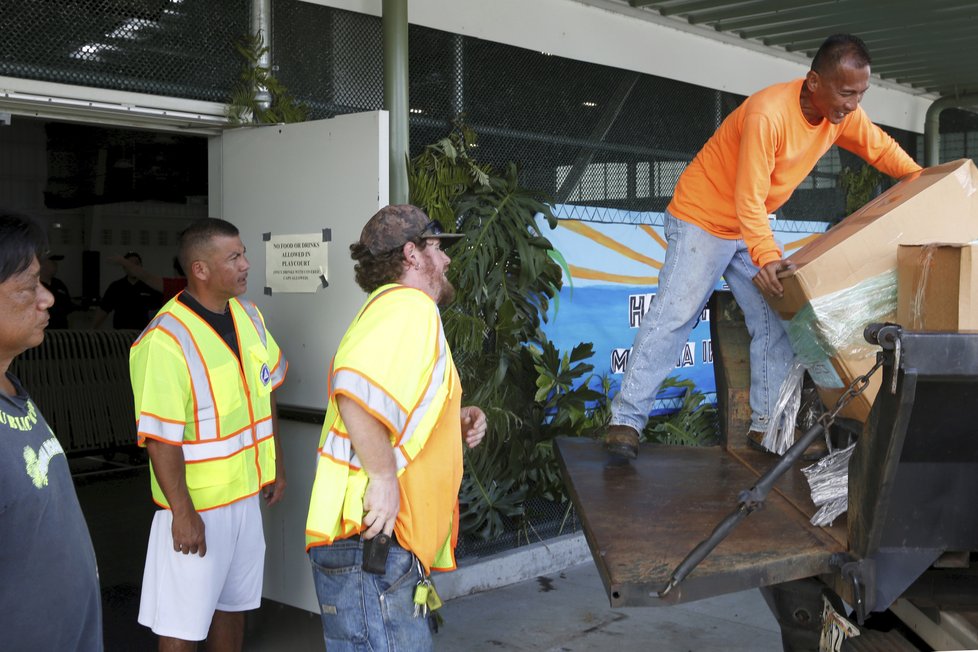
621;0;978;100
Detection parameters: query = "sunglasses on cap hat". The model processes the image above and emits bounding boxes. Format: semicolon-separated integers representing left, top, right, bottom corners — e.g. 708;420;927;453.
420;220;449;238
417;220;464;251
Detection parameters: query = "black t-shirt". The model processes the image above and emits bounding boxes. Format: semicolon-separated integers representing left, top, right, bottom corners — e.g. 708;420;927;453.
178;292;240;359
99;277;162;330
42;277;76;329
0;373;103;650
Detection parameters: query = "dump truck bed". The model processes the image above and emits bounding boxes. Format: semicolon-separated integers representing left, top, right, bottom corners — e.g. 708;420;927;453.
555;438;846;607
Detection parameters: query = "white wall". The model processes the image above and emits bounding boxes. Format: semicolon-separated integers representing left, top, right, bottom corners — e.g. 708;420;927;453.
302;0;931;134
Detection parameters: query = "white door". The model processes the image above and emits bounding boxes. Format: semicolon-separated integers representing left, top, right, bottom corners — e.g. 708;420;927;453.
211;111;389;611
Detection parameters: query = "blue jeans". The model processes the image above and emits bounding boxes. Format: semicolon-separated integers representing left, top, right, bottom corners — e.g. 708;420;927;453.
610;212;794;434
309;538;432;652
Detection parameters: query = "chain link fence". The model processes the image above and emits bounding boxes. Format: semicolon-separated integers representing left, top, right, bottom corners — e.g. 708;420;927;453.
1;0;248;101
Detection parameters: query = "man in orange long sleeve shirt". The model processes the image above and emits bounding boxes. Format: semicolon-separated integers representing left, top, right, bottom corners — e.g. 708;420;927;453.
606;34;921;459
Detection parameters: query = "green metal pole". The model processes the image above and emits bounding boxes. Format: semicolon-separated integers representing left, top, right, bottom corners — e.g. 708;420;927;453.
383;0;409;204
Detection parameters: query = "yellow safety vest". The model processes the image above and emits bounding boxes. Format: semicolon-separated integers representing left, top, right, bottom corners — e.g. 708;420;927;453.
130;295;287;511
305;284;463;572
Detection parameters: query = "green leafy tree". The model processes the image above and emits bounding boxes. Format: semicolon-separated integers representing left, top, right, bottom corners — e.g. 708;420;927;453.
227;33;308;125
839;164;884;214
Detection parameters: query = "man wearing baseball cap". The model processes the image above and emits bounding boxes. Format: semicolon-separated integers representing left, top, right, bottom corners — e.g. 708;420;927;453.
305;204;485;651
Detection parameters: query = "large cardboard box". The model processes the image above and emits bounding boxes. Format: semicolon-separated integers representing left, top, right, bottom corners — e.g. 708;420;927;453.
768;159;978;421
897;243;978;331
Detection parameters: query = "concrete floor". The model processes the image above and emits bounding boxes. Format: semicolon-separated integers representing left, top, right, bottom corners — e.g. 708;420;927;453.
243;562;782;651
73;458;783;651
431;563;782;652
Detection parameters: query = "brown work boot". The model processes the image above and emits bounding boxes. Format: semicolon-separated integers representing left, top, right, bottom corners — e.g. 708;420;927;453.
605;424;640;460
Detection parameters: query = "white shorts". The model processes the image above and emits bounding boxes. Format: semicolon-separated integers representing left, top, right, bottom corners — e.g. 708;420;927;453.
138;495;265;641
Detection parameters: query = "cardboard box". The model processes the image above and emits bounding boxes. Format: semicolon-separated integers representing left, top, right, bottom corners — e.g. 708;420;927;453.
767;159;978;421
897;243;978;331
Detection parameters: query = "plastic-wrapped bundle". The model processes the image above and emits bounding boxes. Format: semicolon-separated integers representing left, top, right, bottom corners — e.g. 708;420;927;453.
803;443;856;526
810;497;847;527
786;270;897;367
761;359;806;454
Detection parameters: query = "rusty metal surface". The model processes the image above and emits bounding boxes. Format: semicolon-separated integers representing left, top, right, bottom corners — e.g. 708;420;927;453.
729;447;848;548
556;437;845;608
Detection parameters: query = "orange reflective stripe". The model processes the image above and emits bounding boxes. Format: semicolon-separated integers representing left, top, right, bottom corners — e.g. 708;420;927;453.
238;299;268;348
136;412;186;442
270;348;287;387
332;368;408;432
319;428;353;465
182;428;255;462
166;312;221;440
137;317;217;440
396;311;448;450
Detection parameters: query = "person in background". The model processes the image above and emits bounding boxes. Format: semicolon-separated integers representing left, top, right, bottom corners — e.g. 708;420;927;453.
109;253;188;302
39;252;79;328
92;251;162;329
0;211;103;650
604;34;921;461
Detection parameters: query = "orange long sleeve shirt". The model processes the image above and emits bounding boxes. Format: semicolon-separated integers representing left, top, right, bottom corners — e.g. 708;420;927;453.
667;78;922;268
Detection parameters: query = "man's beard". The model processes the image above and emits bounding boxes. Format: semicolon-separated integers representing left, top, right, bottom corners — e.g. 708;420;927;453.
437;279;456;306
423;264;455;306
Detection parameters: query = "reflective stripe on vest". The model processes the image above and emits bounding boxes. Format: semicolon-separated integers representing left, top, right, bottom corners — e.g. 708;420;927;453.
181;417;275;463
239;299;286;387
137;311;220;440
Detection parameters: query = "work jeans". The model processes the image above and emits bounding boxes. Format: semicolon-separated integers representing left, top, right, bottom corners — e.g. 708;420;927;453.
610;212;794;434
309;538;432;652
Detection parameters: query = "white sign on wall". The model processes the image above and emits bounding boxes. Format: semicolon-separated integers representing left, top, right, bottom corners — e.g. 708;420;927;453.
263;230;331;295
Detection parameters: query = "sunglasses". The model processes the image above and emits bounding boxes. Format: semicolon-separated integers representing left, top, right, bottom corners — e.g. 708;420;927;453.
418;220;447;238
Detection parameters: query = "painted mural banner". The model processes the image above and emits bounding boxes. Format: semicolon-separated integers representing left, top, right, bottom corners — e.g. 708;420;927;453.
537;205;829;413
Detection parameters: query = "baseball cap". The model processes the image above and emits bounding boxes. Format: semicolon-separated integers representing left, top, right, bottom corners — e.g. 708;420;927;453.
359;204;464;255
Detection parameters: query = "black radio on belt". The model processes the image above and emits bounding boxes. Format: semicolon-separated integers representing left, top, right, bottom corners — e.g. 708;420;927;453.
361;533;392;575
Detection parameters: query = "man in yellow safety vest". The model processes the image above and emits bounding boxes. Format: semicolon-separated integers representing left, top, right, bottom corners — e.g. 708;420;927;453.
305;204;487;651
129;217;287;651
